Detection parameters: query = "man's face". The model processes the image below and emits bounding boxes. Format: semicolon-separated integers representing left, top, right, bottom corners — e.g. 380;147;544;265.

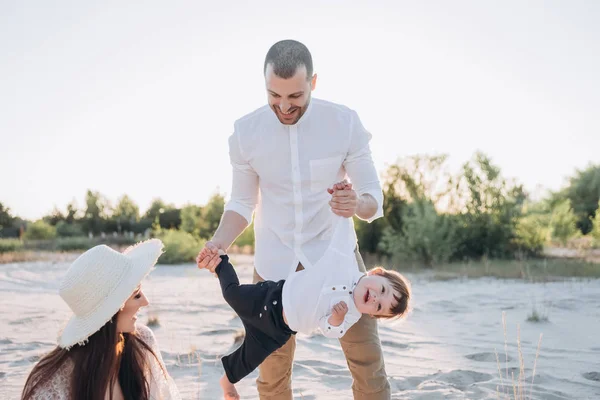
265;64;316;125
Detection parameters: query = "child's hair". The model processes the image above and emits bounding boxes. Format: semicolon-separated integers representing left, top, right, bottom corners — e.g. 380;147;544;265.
369;266;411;320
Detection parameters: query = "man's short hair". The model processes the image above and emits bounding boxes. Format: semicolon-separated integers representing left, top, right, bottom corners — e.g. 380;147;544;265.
264;39;313;80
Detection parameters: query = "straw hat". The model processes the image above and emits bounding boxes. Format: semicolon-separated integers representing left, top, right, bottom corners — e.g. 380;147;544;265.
57;239;164;349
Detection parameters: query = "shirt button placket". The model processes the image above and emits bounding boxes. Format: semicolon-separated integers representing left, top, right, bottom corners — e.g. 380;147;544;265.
289;125;303;256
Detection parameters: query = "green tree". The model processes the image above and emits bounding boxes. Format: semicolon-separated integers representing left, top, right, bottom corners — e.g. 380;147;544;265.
454;152;526;259
143;198;180;230
180;204;203;235
554;164;600;234
65;200;78;224
197;193;225;239
112;195;140;232
143;198;168;221
0;202;13;233
82;190;111;235
43;207;65;226
590;201;600;241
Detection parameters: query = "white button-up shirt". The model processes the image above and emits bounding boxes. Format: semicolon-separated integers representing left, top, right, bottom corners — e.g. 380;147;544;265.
224;98;383;281
281;216;365;338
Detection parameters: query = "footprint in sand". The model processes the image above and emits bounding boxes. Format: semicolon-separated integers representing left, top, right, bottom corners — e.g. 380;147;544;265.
201;328;239;336
582;372;600;382
465;352;512;362
434;370;493;390
381;340;409;349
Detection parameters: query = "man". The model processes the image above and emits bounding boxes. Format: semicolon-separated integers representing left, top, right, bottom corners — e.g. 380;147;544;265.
197;39;389;400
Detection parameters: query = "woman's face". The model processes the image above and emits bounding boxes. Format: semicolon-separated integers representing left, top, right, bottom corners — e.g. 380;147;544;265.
116;285;149;333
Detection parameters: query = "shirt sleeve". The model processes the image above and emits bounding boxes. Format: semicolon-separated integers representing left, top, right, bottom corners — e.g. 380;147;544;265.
343;110;384;223
318;312;361;339
223;129;259;225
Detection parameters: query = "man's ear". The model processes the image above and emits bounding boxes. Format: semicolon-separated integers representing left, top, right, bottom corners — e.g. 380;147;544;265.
310;73;317;91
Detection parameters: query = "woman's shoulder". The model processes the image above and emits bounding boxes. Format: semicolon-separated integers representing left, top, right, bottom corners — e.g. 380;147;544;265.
29;358;74;399
135;324;157;347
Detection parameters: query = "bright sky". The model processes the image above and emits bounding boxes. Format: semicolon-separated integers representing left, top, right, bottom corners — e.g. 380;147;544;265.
1;1;599;220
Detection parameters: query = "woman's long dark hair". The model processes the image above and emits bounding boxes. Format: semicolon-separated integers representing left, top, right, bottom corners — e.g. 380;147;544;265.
22;315;164;400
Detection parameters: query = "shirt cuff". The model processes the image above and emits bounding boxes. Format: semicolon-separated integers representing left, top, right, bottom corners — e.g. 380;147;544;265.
223;200;254;225
319;315;348;339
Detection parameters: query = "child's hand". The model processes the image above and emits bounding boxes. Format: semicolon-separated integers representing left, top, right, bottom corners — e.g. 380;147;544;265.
196;241;221;272
327;179;357;218
327;179;352;195
328;301;349;327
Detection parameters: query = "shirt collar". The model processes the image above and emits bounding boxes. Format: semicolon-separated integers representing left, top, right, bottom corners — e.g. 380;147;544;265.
352;270;367;288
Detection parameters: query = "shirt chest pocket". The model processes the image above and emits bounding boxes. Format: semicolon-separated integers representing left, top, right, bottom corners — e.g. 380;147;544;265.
309;155;344;193
321;285;352;309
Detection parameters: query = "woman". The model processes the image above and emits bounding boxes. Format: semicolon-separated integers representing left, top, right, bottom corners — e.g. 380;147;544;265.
21;239;181;400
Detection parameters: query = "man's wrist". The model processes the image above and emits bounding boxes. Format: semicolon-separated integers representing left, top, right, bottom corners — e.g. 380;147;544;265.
355;193;377;220
209;238;226;250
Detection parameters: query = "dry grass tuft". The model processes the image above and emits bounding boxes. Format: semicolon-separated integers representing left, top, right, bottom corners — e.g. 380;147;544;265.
495;311;543;400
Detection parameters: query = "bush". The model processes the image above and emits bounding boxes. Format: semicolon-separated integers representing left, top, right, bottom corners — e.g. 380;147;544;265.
0;238;23;253
56;221;84;237
55;237;94;251
512;214;549;255
23;220;57;240
549;200;580;245
380;200;456;266
155;229;204;264
590;201;600;241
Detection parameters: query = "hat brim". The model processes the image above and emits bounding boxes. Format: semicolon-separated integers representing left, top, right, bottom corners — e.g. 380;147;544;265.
58;239;163;349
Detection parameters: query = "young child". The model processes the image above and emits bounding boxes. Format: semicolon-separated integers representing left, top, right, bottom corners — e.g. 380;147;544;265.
197;208;411;400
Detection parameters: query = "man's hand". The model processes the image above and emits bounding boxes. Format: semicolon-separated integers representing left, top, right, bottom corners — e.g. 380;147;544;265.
328;180;358;218
328;301;349;327
196;241;222;273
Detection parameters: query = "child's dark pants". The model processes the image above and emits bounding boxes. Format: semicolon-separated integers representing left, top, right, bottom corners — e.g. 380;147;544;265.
215;255;295;384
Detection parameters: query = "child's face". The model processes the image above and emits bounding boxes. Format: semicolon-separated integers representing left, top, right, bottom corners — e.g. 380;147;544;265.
353;273;398;317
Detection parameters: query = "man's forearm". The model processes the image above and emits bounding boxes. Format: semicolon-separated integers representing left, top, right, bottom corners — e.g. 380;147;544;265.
355;193;378;221
211;210;250;250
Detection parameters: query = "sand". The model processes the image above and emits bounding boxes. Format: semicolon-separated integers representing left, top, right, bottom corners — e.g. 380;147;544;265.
1;254;599;399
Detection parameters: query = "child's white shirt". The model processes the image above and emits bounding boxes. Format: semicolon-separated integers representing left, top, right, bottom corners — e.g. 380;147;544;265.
282;216;365;339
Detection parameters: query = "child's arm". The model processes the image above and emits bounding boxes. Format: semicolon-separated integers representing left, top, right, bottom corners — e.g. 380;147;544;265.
318;302;361;339
328;301;348;326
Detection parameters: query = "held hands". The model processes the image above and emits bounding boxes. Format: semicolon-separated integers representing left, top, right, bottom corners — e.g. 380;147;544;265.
196;241;224;273
328;301;349;327
328;179;358;218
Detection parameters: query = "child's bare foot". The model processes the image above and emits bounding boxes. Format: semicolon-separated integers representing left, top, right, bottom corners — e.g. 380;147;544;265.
220;374;240;400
